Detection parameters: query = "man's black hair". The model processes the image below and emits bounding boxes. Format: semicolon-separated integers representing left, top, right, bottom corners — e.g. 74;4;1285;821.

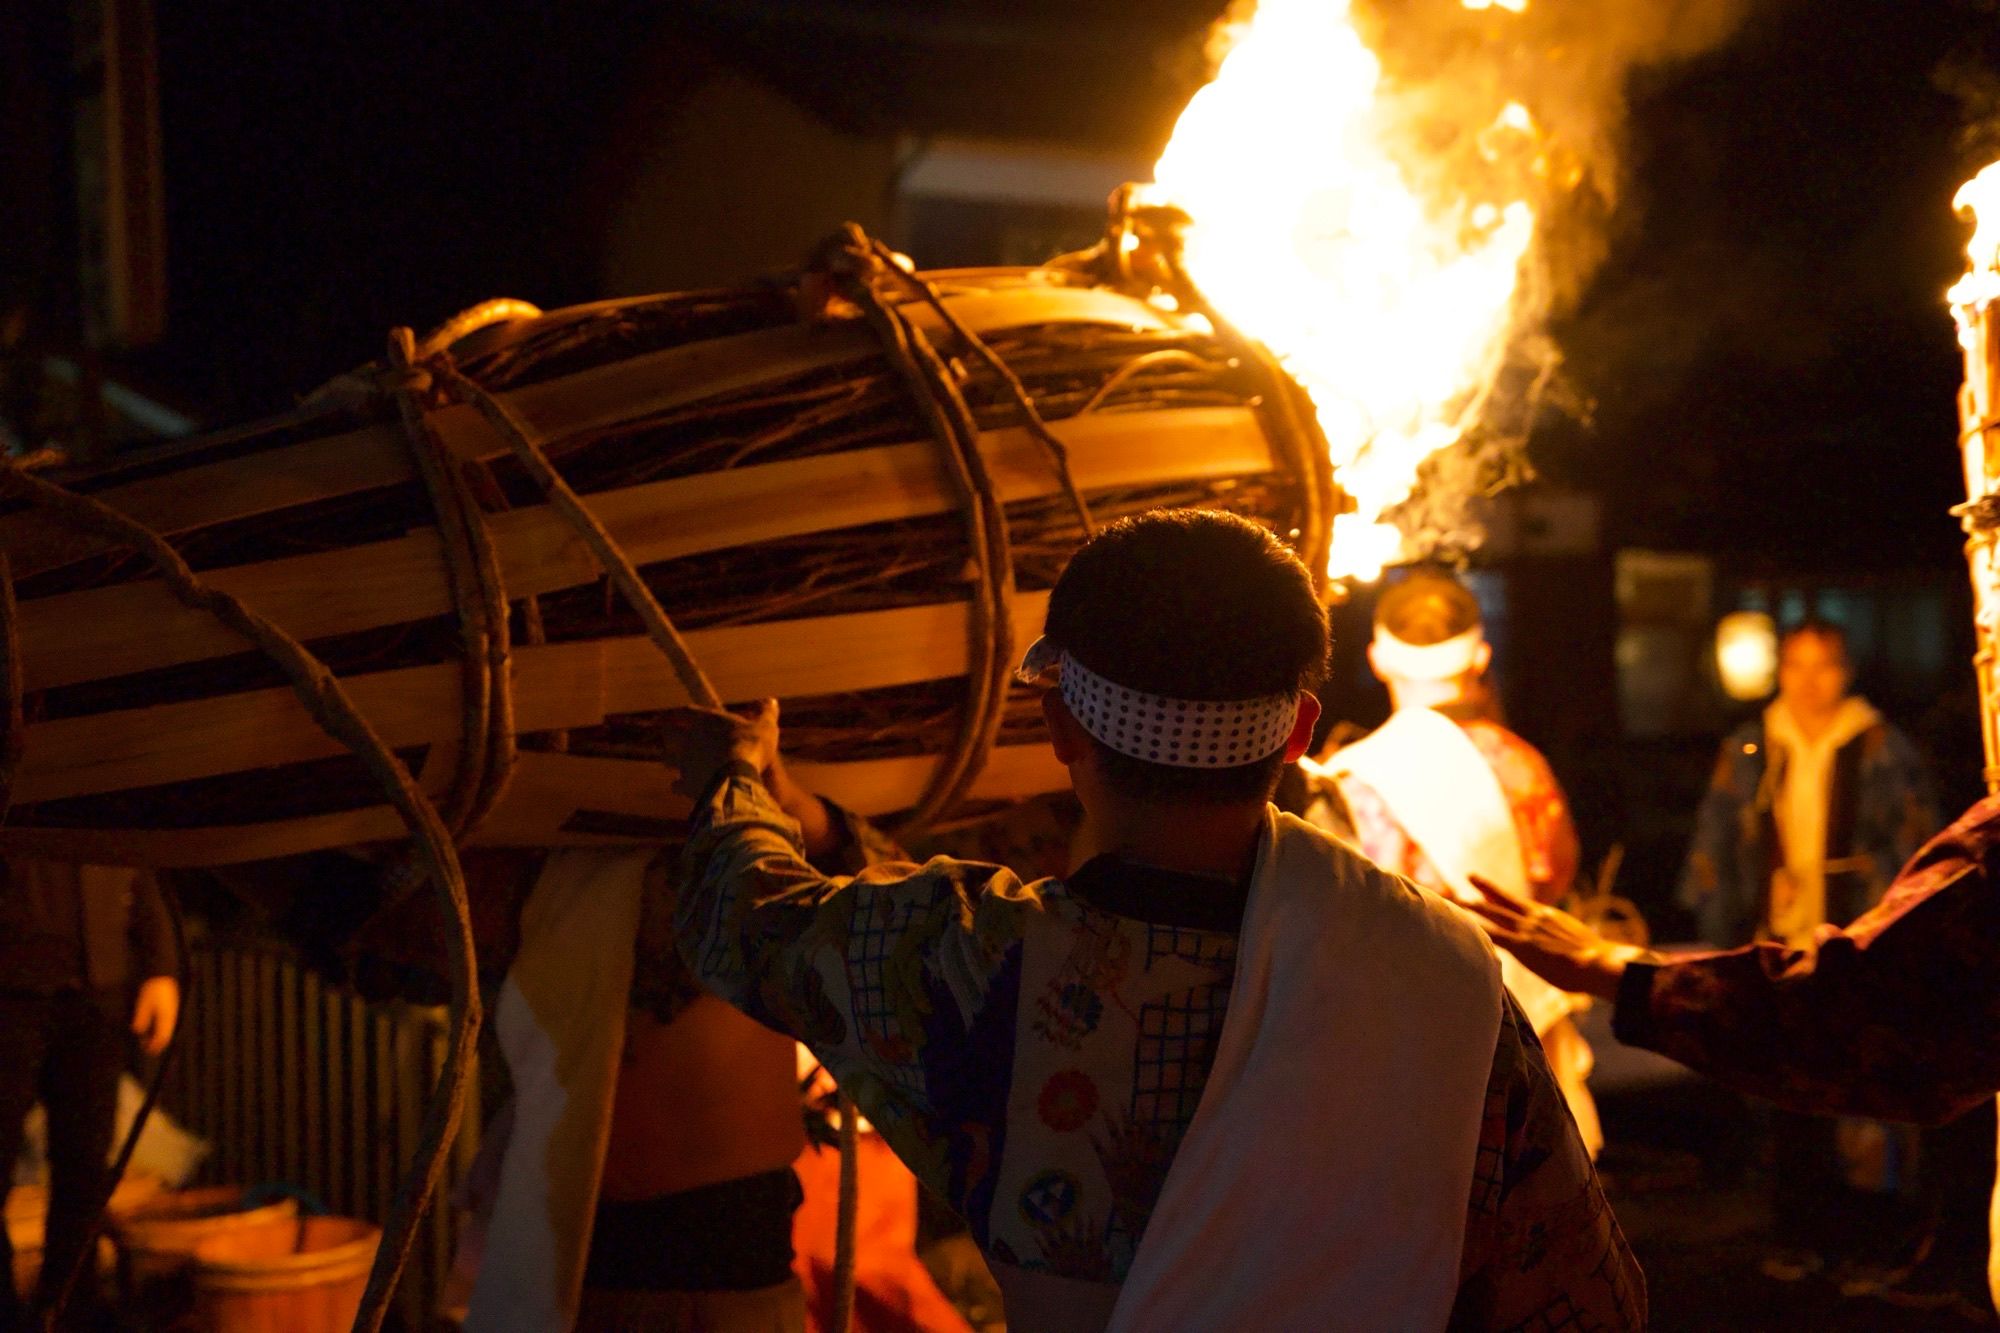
1042;508;1327;803
1781;615;1849;662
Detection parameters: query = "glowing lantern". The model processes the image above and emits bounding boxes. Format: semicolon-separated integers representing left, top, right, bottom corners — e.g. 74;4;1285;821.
1714;611;1778;702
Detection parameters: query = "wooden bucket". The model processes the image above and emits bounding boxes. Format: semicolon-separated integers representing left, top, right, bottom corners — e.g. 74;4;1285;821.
1;246;1328;866
113;1186;300;1285
191;1215;379;1333
5;1175;163;1298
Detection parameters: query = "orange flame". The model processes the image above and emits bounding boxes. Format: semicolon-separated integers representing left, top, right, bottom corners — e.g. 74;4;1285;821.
1951;160;2000;322
1151;0;1536;581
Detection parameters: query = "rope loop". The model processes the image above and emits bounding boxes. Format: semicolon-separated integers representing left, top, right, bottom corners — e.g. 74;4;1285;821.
824;225;1016;832
861;237;1097;538
382;330;518;842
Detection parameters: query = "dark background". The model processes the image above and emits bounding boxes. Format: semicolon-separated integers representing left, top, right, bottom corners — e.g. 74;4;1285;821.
8;4;2000;1327
6;0;2000;896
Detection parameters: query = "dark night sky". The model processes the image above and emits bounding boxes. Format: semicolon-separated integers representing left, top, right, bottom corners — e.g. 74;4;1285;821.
1544;0;1996;569
131;0;2000;570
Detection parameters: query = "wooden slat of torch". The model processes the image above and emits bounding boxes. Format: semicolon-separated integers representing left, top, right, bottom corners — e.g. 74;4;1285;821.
0;287;1172;579
18;408;1268;691
12;593;1052;804
0;743;1067;867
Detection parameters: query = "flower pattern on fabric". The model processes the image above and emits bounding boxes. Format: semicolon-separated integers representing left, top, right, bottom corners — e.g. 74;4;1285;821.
1038;1070;1100;1134
678;772;1643;1329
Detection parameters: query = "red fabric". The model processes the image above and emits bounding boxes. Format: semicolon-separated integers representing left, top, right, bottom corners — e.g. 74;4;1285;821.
792;1135;971;1333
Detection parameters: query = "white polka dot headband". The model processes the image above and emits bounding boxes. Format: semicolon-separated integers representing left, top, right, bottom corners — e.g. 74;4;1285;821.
1014;636;1300;769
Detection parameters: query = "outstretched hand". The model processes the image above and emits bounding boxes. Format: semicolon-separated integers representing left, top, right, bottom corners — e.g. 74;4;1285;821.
1461;875;1642;1002
665;698;781;801
665;700;837;854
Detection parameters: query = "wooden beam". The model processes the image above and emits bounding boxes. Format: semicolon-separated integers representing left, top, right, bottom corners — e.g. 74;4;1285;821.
20;408;1265;689
790;743;1067;818
14;593;1052;803
1;286;1171;576
0;743;1067;866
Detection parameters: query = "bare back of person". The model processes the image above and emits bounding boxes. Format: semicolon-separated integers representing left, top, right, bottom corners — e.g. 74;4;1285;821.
601;994;804;1201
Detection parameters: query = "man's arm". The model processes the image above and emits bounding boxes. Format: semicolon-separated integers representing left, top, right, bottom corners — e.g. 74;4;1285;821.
1615;840;2000;1124
1471;795;2000;1125
1449;997;1646;1332
674;706;1032;1141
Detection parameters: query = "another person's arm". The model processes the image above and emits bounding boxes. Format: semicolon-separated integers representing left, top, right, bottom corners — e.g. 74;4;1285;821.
128;868;180;1055
1468;795;2000;1124
1449;997;1646;1331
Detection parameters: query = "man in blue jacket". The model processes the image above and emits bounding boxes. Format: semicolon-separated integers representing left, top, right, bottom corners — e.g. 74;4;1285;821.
1680;618;1934;950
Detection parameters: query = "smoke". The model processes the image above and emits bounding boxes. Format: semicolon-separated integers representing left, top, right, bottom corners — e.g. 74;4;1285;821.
1358;0;1768;322
1348;0;1773;557
1936;2;2000;168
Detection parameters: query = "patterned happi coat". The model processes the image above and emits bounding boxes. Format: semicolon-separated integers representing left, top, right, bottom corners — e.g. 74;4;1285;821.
677;769;1644;1330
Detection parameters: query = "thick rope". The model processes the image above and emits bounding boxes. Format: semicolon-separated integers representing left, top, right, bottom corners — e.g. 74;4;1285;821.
0;462;482;1333
0;554;20;825
430;361;724;711
830;230;1015;832
866;239;1097;537
416;298;544;361
831;1091;861;1333
385;331;518;839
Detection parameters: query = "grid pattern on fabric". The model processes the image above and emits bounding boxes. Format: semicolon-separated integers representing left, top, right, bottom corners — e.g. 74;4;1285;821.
847;892;930;1094
1131;924;1236;1133
1057;653;1295;769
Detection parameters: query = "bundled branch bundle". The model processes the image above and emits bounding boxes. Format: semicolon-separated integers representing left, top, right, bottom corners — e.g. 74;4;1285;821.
1955;172;2000;796
0;228;1332;866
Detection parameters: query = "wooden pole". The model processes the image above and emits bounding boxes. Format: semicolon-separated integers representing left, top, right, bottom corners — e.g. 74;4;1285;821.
1956;293;2000;796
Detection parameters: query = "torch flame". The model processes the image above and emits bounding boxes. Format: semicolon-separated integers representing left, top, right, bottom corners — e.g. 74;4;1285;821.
1950;160;2000;323
1151;0;1536;581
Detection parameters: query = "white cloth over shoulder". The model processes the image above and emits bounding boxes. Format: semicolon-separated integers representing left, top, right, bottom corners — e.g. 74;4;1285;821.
465;849;647;1333
1328;706;1600;1155
1106;809;1503;1333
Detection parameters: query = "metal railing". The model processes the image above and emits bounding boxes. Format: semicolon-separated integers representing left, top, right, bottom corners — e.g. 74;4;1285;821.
160;935;480;1326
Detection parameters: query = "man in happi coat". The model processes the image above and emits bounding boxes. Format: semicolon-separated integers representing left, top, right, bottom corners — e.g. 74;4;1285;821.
673;510;1643;1331
1309;569;1601;1158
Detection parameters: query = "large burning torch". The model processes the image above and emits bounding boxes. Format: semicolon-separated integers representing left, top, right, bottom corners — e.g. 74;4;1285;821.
1951;161;2000;796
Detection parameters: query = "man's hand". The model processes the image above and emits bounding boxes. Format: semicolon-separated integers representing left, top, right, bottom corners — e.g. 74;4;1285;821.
666;699;781;801
132;975;180;1056
1462;876;1643;1002
664;700;837;852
